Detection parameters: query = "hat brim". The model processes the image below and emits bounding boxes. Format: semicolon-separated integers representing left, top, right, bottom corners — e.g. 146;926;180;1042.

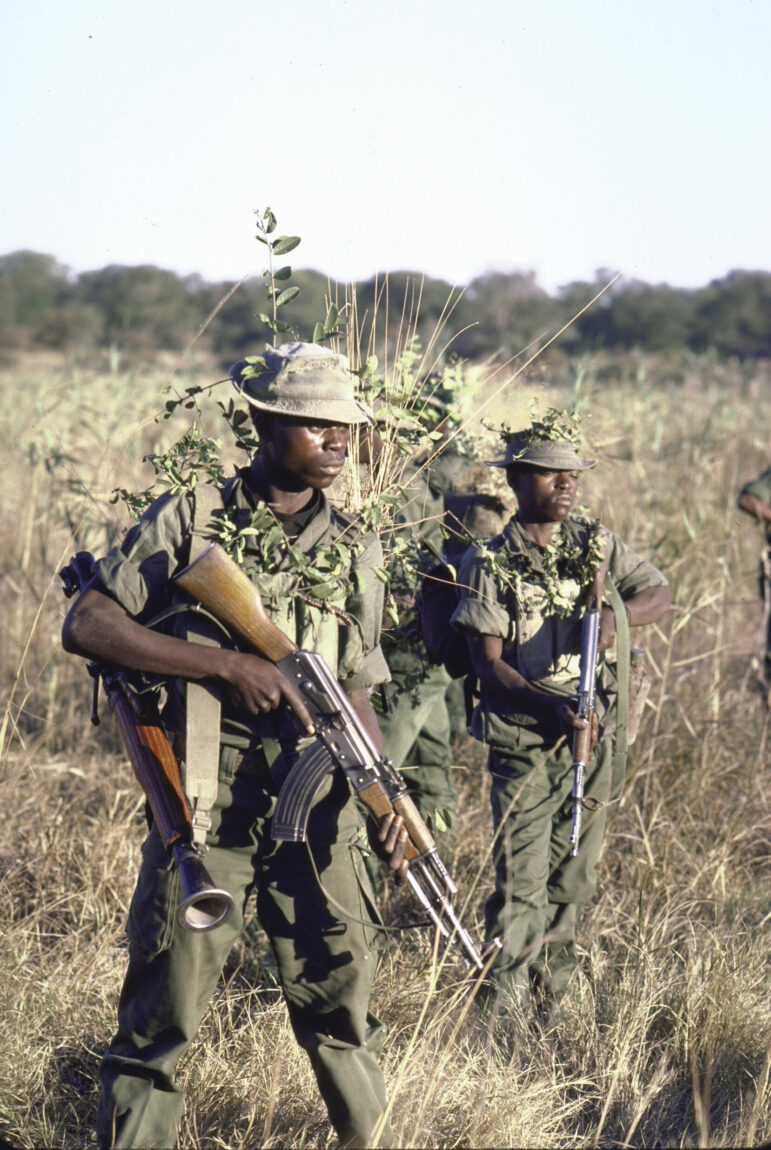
485;457;596;470
235;389;373;426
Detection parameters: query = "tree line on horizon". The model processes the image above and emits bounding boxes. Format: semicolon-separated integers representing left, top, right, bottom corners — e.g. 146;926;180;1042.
1;249;770;365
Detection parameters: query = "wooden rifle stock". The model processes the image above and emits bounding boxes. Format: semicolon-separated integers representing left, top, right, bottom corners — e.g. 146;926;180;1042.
175;543;295;661
103;674;235;932
107;675;192;850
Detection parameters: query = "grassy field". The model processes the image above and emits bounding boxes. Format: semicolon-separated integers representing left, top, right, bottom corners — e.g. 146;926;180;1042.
1;346;769;1148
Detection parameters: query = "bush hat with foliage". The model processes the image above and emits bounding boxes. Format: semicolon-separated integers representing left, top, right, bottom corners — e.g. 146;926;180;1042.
486;410;597;471
230;342;373;426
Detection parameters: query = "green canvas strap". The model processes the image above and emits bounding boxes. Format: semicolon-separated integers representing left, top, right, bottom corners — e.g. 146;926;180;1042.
184;482;225;844
604;573;630;794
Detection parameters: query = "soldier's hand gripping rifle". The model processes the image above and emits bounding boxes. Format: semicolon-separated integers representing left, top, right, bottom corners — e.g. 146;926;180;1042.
175;541;491;971
60;552;235;932
568;555;607;859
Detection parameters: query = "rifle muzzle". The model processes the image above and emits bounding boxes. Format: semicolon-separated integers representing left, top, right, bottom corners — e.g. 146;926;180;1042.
173;843;235;932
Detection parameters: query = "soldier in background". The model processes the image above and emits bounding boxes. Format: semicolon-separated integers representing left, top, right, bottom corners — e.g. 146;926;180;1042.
367;430;460;848
738;464;771;697
452;420;671;1019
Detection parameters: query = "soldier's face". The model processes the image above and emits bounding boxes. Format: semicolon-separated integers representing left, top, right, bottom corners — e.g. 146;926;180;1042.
508;465;579;523
261;415;351;489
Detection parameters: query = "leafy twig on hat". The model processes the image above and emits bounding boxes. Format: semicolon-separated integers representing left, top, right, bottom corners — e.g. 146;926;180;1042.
485;404;587;455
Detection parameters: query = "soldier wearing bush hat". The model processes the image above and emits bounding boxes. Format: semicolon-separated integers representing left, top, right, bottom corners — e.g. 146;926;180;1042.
451;412;671;1023
486;427;597;471
230;341;373;425
63;341;402;1149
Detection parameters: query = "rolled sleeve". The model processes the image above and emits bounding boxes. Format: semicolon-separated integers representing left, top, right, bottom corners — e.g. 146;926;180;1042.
94;492;192;620
451;546;512;639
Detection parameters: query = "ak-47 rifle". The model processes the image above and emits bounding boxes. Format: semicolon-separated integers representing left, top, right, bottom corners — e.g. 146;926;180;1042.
60;552;235;932
175;541;493;971
568;552;608;859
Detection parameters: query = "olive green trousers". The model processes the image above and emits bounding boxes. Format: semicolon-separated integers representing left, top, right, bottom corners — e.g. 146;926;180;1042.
484;733;615;1007
96;758;393;1149
376;663;457;839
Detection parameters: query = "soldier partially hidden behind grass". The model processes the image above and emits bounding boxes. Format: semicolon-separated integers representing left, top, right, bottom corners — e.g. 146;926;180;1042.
451;417;671;1021
738;463;771;700
62;343;407;1150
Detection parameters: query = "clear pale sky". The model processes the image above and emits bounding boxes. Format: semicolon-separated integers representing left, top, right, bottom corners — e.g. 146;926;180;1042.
2;0;769;293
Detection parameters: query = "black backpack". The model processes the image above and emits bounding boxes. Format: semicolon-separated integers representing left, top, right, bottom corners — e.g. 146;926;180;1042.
418;561;473;680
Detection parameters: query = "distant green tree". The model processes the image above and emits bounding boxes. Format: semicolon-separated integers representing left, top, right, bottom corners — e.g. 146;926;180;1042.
691;270;771;358
554;279;608;352
0;251;71;344
463;271;559;359
601;281;698;351
75;264;198;350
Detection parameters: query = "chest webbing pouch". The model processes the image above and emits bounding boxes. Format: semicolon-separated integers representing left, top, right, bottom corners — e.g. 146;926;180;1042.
184;482;226;844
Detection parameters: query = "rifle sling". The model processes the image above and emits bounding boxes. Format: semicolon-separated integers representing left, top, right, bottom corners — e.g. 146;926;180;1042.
184;482;225;844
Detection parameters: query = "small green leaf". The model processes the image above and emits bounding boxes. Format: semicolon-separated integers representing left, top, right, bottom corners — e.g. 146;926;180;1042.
312;322;325;343
276;286;300;308
373;567;389;584
274;265;292;280
324;304;339;331
433;808;453;834
257;312;272;324
272;235;301;255
264;208;277;233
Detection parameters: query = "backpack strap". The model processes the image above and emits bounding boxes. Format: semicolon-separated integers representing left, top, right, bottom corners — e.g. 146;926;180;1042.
184;482;225;844
604;573;630;794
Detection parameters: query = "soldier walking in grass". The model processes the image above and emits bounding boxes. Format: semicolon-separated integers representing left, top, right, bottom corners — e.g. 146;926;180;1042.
450;416;671;1019
375;451;460;847
62;343;406;1150
738;464;771;698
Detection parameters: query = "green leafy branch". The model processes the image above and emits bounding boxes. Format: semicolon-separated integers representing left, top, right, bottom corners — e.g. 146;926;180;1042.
252;206;346;346
254;207;301;342
111;427;226;520
490;518;605;617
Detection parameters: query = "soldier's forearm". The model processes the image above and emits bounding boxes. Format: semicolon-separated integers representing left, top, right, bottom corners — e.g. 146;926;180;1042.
62;586;233;682
624;586;672;627
739;493;771;523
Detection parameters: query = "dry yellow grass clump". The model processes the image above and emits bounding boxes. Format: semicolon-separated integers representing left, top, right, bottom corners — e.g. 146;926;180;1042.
0;346;769;1148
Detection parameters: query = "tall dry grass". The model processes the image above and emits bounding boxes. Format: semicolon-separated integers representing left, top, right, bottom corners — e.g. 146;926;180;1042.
1;347;769;1148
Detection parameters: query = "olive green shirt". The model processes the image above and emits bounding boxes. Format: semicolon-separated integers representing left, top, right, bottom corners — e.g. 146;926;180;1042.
452;513;667;748
95;475;389;747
